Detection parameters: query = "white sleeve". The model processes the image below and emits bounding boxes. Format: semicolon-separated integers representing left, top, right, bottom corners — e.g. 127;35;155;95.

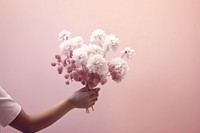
0;86;22;127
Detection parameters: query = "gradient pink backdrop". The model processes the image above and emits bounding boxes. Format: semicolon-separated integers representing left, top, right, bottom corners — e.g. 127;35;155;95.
0;0;200;133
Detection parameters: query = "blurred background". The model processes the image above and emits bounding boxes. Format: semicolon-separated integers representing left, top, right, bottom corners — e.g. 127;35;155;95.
0;0;200;133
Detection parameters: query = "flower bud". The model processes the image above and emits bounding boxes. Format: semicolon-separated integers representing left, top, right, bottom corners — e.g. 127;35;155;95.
101;78;108;85
64;74;69;79
65;81;70;85
70;59;75;64
57;66;63;74
67;66;73;73
51;62;56;67
63;59;67;66
55;54;61;60
81;81;86;85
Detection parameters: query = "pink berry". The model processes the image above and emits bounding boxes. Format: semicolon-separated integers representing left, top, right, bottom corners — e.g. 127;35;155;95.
93;78;100;86
78;77;82;81
64;74;69;79
63;59;67;66
71;71;78;77
58;70;62;74
70;73;73;79
57;66;63;74
101;78;108;85
88;82;95;89
55;54;61;60
66;81;70;85
81;81;86;85
74;76;79;81
51;62;57;66
67;66;73;73
70;59;75;64
71;64;76;68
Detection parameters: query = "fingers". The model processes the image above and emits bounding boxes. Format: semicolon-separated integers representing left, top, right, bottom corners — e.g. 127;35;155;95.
88;87;100;95
92;98;98;102
89;98;98;107
72;86;101;109
88;94;98;107
88;88;99;100
89;92;99;99
88;88;100;107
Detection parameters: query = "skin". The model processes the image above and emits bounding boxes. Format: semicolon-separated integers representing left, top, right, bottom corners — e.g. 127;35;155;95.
9;86;100;133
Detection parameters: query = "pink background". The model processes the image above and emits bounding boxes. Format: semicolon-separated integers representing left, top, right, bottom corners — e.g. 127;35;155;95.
0;0;200;133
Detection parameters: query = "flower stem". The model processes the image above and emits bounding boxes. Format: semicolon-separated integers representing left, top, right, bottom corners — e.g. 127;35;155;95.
98;42;103;47
85;84;95;114
121;53;125;58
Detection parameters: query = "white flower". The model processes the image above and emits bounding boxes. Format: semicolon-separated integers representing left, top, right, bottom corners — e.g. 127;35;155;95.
110;57;129;71
90;29;106;44
59;36;83;55
56;29;134;87
59;36;84;56
120;47;135;59
86;54;108;75
87;44;105;57
59;30;71;41
59;41;69;55
69;36;84;50
103;34;119;52
72;47;88;67
108;57;129;83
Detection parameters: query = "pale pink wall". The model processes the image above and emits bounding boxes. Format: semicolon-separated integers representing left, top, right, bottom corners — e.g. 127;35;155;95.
0;0;200;133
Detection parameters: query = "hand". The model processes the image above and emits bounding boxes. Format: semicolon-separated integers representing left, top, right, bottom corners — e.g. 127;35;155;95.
69;86;100;109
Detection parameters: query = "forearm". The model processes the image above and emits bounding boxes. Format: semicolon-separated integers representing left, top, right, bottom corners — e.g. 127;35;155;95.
30;98;74;132
10;98;75;133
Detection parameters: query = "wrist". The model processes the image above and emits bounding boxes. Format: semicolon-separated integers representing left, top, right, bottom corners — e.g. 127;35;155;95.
67;97;76;109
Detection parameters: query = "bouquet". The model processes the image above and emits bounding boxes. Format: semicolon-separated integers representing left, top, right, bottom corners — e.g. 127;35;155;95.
51;29;135;113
